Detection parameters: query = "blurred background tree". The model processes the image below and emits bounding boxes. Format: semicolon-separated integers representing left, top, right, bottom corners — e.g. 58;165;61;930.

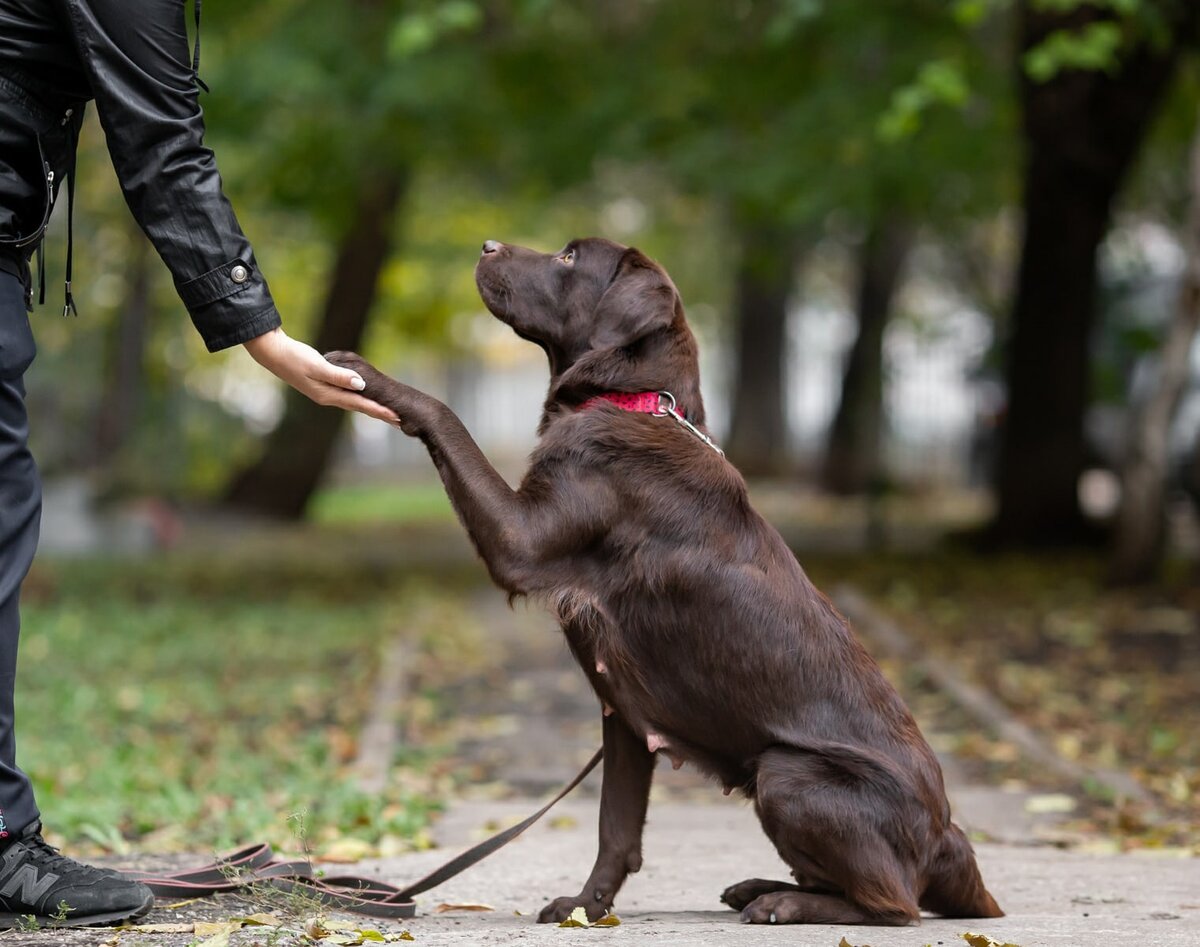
25;0;1200;582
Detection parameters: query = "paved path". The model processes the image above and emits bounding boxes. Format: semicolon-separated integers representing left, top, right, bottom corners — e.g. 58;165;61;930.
357;801;1198;946
341;589;1199;946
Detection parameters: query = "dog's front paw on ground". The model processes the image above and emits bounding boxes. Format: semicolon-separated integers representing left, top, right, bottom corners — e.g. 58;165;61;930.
536;895;611;924
721;878;797;912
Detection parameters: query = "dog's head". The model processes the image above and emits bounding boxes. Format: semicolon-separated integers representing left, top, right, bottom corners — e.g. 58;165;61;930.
474;237;704;422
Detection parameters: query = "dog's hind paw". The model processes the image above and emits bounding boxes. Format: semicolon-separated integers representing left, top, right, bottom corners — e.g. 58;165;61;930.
720;878;798;912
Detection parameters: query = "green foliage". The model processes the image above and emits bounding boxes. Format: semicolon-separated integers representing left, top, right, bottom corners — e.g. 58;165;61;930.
310;482;454;524
878;59;971;141
18;554;466;851
388;1;483;59
1024;21;1124;79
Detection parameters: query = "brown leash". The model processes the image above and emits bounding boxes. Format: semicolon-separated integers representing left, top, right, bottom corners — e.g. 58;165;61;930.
128;748;603;919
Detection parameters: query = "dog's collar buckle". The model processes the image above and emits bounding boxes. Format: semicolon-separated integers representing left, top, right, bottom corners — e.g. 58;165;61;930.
653;390;726;457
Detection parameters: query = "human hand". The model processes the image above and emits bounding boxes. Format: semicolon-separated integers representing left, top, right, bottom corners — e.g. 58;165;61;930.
243;327;399;423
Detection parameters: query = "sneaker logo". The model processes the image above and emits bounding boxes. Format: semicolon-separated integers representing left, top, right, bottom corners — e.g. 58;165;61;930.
0;847;59;905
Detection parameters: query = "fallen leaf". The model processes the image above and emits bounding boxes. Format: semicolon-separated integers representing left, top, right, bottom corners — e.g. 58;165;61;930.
1023;794;1076;814
559;906;591;928
236;913;284;927
594;914;621;927
194;920;243;938
320;837;377;863
961;933;1022;947
305;916;331;939
549;815;578;830
328;935;388;947
434;902;495;913
397;933;415;942
194;931;232;947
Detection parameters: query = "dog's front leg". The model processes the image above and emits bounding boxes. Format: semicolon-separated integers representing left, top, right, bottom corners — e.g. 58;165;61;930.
324;351;585;593
537;713;655;923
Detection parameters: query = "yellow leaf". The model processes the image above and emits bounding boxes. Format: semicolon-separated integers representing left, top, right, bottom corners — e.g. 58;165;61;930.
559;906;591;928
961;933;1022;947
305;916;331;939
194;920;243;938
594;913;621;927
396;933;415;942
194;932;232;947
1023;794;1076;814
320;837;377;864
434;902;495;913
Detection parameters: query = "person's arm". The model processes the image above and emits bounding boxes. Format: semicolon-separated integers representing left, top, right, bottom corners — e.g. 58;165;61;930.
60;0;395;421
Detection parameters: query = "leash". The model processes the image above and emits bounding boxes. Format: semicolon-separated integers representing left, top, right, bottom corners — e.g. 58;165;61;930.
127;747;603;919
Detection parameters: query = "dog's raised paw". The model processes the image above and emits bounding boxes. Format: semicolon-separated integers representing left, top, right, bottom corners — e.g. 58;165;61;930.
324;350;370;375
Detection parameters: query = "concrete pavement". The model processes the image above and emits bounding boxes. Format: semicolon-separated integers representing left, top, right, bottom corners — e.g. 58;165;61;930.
353;797;1198;946
337;592;1199;946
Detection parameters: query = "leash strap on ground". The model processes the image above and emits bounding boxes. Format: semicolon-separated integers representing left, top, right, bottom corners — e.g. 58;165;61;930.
395;745;602;901
126;747;603;918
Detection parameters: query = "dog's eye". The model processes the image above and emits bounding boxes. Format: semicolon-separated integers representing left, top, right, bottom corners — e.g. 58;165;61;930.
559;250;575;265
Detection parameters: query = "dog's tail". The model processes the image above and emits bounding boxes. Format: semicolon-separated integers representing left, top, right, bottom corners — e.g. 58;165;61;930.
920;823;1003;918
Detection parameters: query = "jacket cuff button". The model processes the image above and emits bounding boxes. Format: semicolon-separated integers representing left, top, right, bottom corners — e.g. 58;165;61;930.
230;264;249;283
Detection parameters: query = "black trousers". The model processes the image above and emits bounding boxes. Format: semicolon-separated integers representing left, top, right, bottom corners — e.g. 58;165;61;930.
0;267;42;841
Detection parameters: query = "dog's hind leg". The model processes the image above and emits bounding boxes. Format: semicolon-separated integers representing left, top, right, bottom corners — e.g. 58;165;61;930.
537;713;655;923
739;746;921;926
920;823;1003;918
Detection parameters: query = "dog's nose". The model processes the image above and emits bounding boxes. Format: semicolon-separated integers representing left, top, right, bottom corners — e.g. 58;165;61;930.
481;239;502;256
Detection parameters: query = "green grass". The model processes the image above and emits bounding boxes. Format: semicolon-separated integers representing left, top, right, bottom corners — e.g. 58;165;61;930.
16;551;476;855
310;482;455;525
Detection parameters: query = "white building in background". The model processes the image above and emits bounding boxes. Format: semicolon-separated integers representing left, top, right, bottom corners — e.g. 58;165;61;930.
341;295;999;490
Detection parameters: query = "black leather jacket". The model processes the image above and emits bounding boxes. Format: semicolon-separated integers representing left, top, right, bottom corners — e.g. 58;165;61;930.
0;0;280;351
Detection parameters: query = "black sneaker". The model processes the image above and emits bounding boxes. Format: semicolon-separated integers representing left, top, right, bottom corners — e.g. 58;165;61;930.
0;822;154;928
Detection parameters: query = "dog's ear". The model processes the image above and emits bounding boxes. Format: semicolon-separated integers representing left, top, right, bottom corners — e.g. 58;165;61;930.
589;248;678;350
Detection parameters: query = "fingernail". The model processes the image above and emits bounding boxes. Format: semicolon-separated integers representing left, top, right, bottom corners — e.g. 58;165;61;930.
350;375;366;391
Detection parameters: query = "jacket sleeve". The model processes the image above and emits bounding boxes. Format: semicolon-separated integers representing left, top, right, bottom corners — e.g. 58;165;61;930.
60;0;281;352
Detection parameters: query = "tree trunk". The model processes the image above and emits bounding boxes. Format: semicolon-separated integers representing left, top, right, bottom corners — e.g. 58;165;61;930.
223;169;409;518
92;226;152;469
1108;114;1200;584
725;215;803;477
821;216;909;495
991;3;1184;546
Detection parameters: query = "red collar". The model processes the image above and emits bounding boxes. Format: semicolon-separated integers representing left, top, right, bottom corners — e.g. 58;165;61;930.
577;389;725;456
579;391;665;414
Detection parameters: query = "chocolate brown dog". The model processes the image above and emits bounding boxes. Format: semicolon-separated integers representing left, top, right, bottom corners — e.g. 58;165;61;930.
326;237;1003;926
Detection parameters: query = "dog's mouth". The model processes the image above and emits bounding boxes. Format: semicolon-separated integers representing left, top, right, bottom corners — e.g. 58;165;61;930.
474;268;513;321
